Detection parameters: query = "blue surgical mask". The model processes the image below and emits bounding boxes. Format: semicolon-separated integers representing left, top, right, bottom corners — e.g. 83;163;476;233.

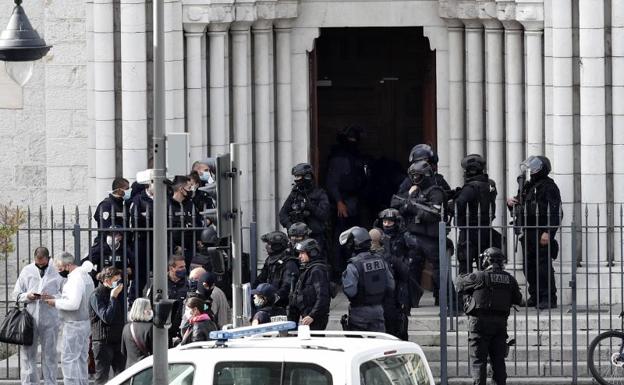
123;189;131;201
175;269;187;279
111;280;119;289
200;171;214;184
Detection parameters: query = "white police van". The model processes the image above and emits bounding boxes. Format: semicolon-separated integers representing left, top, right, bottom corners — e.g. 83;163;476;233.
106;322;435;385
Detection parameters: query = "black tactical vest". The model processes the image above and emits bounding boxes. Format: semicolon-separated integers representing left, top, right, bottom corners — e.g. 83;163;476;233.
350;252;387;306
464;179;496;226
469;270;514;316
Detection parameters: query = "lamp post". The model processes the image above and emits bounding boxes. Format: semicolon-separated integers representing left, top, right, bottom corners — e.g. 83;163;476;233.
0;0;51;85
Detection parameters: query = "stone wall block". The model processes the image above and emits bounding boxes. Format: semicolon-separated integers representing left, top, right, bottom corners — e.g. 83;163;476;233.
121;63;147;91
48;138;88;167
551;86;574;116
122;120;148;146
579;29;605;58
120;34;147;62
580;115;607;144
579;86;606;115
93;35;115;62
45;20;86;44
45;88;87;111
46;0;87;19
47;42;87;65
45;65;85;88
45;167;73;190
612;88;624;115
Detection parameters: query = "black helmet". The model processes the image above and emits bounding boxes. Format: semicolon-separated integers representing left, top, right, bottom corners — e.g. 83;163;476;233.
292;163;314;178
407;160;432;185
461;154;486;175
200;226;218;245
261;231;289;254
288;222;311;238
339;226;372;252
295;238;321;260
521;155;551;176
409;144;438;165
379;208;401;221
480;247;506;268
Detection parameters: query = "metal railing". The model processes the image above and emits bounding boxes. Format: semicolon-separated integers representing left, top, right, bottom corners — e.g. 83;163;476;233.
438;203;624;384
0;204;258;379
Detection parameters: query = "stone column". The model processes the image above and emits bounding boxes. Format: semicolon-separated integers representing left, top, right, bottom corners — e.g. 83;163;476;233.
522;23;545;156
447;21;465;188
165;0;185;133
503;22;525;199
484;21;505;226
208;24;230;156
290;28;319;165
231;23;254;226
253;20;276;246
612;1;624;205
184;24;207;161
275;20;294;209
463;20;485;155
121;0;148;181
93;0;116;198
86;0;96;205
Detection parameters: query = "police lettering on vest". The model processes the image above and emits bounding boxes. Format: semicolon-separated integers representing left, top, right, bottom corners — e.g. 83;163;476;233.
351;254;387;307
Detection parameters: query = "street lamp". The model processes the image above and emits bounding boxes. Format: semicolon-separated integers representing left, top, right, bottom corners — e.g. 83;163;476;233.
0;0;51;86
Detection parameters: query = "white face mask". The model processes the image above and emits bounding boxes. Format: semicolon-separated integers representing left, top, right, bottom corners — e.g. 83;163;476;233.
145;310;153;320
253;297;266;308
184;307;193;319
106;236;119;250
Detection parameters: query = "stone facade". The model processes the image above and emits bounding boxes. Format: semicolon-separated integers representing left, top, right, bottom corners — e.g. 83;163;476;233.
0;0;622;284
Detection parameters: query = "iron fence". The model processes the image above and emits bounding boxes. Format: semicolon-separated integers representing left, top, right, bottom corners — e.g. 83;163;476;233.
438;203;624;384
0;204;257;379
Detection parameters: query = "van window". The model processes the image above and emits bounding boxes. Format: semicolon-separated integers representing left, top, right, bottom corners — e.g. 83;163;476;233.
121;364;195;385
360;354;430;385
213;362;332;385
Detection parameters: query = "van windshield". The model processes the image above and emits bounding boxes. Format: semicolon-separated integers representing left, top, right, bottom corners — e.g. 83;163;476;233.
360;353;430;385
213;362;332;385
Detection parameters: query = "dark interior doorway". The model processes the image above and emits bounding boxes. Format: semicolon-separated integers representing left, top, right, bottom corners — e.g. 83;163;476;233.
310;27;437;224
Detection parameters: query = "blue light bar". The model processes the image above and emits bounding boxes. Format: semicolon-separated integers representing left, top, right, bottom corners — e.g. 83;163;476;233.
209;321;297;341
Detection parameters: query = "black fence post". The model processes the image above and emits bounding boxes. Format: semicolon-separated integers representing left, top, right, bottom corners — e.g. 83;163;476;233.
439;219;448;385
571;221;578;385
73;207;81;265
249;221;257;283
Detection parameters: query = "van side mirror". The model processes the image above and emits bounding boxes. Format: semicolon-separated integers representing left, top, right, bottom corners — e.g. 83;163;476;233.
153;299;176;329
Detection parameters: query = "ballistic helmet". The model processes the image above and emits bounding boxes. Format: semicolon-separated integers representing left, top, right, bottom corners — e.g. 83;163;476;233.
288;222;311;238
521;155;551;176
292;163;314;178
295;238;321;260
339;226;372;252
261;231;289;253
461;154;486;174
409;144;438;165
480;247;507;268
379;208;401;222
407;160;433;185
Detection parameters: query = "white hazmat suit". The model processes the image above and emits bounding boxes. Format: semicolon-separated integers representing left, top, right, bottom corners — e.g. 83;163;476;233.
54;262;95;385
13;263;64;385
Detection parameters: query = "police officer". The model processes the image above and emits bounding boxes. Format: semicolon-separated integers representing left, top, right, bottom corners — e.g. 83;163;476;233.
325;126;367;283
507;156;561;309
287;222;312;259
378;209;411;340
253;231;299;308
455;247;523;385
398;144;451;194
391;160;446;307
168;176;201;268
289;239;330;330
454;154;500;274
251;283;286;325
129;183;153;298
94;177;131;245
340;226;394;332
279;163;330;251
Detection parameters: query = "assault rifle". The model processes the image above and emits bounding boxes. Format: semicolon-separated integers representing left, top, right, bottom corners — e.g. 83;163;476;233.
288;192;310;224
512;171;527;252
391;195;442;223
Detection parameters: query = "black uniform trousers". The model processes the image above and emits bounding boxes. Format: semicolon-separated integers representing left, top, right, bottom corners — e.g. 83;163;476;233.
468;315;508;385
92;340;126;385
521;231;558;305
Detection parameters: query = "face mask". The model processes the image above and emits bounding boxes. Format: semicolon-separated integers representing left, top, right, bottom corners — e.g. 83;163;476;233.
145;310;153;319
200;171;215;184
59;270;69;278
184;307;193;319
36;264;47;277
123;189;131;201
106;236;120;250
253;297;266;307
175;269;187;279
190;185;198;193
110;280;120;289
189;280;198;291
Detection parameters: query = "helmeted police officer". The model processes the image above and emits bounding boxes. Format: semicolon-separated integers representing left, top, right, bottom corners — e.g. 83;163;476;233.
507;155;561;309
94;177;131;245
398;144;451;194
391;160;446;306
456;247;523;385
167;176;201;267
454;154;500;274
250;283;286;325
287;222;312;258
279;163;330;251
253;231;299;308
377;209;411;340
288;239;330;330
340;226;395;332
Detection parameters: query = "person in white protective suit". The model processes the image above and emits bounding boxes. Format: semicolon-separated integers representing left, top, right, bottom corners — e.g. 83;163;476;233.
44;252;95;385
13;247;64;385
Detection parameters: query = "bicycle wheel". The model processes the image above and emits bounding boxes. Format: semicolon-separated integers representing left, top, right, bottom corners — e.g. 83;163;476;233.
588;330;624;385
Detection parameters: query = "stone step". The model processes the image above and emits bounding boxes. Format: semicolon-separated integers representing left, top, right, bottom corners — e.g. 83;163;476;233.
430;361;592;377
422;345;591;362
409;330;602;347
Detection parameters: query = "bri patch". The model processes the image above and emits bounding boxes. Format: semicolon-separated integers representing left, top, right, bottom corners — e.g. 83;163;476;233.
363;259;385;272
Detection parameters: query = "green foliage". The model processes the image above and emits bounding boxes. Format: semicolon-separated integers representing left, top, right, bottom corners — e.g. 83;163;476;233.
0;204;25;256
